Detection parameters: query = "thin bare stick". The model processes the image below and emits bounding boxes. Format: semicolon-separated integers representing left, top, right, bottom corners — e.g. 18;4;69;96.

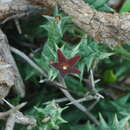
0;101;36;128
10;46;47;77
5;113;16;130
67;97;87;105
67;94;99;105
43;97;69;105
0;11;34;25
0;102;27;130
2;99;27;110
0;29;25;97
43;80;82;95
90;69;104;99
58;76;99;126
1;98;14;108
14;18;22;34
88;98;100;111
0;111;10;120
90;69;97;93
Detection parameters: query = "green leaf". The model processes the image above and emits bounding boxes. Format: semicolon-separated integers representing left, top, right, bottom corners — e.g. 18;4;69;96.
65;76;86;95
120;0;130;12
91;0;108;8
114;45;130;58
70;114;130;130
79;36;113;70
103;69;117;83
112;115;119;128
84;0;114;12
99;113;108;128
98;4;115;12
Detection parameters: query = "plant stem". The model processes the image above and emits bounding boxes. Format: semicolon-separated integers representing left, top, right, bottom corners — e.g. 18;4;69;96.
10;46;47;77
90;69;97;94
114;45;130;58
5;113;16;130
58;76;99;126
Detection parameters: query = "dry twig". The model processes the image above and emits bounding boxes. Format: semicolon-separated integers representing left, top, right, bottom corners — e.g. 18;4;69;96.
0;29;25;97
10;46;47;77
58;76;99;126
14;18;22;34
0;99;36;130
5;113;16;130
27;0;130;47
0;0;130;46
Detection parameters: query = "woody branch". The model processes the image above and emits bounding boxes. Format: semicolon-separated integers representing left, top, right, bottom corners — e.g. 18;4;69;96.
0;0;130;47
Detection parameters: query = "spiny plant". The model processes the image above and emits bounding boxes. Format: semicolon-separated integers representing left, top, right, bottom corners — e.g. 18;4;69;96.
71;114;130;130
33;101;67;130
24;6;113;81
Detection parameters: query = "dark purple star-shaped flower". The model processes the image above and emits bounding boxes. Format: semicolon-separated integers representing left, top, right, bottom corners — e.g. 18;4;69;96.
50;49;81;76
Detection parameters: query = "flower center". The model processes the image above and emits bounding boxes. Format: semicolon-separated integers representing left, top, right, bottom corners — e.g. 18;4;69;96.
62;64;69;70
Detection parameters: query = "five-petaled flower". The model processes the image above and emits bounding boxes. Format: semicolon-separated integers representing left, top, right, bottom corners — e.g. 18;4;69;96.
50;49;81;76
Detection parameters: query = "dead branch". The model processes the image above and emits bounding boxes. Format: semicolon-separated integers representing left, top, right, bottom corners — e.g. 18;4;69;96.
0;0;49;23
0;0;43;20
5;113;16;130
0;0;130;46
0;29;25;97
10;46;47;77
22;0;130;47
0;101;36;130
58;76;99;126
55;0;130;47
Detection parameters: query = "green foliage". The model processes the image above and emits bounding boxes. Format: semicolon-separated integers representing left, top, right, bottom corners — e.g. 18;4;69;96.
110;94;130;114
95;94;130;121
71;114;130;130
97;114;130;130
103;69;117;83
65;76;86;96
114;45;130;58
79;36;113;71
33;101;67;130
84;0;114;11
120;0;130;12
